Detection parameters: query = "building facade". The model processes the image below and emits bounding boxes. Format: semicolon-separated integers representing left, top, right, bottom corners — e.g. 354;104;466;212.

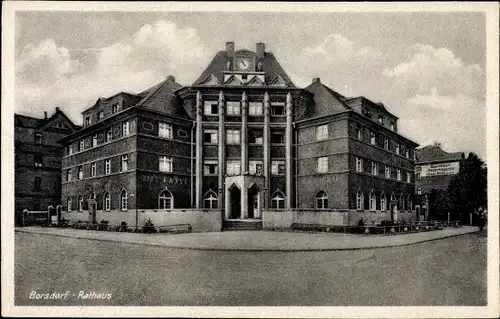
60;41;418;229
414;143;465;220
14;108;80;224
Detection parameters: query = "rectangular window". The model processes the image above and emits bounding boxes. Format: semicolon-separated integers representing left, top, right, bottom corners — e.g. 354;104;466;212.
105;159;111;175
370;131;376;145
316;124;329;141
385;165;391;178
271;160;286;175
85;117;91;126
405;148;410;158
407;171;411;183
35;133;43;144
121;155;129;172
106;129;112;142
112;103;119;114
356;157;363;172
78;166;83;180
204;129;218;144
416;172;421;181
92;134;98;147
227;129;240;144
79;139;85;152
98;111;104;120
397;169;401;181
249;102;263;116
67;199;72;212
371;162;378;176
159;156;173;172
271;130;285;144
226;101;241;115
204;101;219;115
67;170;72;182
417;188;422;195
316;157;328;173
249;161;264;175
226;161;241;176
395;142;400;155
69;145;73;155
159;122;173;139
122;121;130;137
271;102;285;115
356;126;362;140
34;154;43;167
248;130;263;144
384;138;389;150
204;161;218;176
91;162;96;177
378;115;384;124
390;122;395;131
34;177;42;191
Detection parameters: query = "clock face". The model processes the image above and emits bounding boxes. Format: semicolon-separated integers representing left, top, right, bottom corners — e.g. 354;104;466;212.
237;58;252;71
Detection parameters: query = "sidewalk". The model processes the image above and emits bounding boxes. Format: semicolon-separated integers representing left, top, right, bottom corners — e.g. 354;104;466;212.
15;226;480;251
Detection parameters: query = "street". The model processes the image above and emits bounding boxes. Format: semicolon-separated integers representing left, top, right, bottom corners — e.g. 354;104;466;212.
15;232;486;306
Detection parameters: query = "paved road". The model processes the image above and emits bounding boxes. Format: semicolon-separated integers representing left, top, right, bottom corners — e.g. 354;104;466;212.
15;232;486;306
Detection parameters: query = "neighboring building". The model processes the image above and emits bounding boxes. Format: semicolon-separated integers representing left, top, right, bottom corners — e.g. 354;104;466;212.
14;108;80;224
414;143;465;220
60;41;419;230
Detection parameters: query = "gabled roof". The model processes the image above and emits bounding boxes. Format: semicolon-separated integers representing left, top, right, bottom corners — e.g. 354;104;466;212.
343;96;399;120
303;80;351;118
136;76;188;117
15;108;80;132
192;51;295;87
416;144;464;163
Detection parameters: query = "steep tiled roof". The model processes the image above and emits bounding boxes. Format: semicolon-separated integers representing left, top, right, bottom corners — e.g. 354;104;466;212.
416;144;464;163
302;80;351;118
136;76;188;117
193;51;295;87
15;109;80;131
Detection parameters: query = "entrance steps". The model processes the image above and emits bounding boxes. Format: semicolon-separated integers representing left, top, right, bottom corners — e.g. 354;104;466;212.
223;219;263;231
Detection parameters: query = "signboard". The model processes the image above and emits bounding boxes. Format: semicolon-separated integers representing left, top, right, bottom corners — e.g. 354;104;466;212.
420;161;460;177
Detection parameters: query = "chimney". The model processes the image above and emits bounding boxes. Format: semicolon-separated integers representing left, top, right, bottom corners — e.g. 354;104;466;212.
226;42;235;58
44;111;48;119
256;42;265;59
166;75;175;82
55;107;60;112
312;77;321;84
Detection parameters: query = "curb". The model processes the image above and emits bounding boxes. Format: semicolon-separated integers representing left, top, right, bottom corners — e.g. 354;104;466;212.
14;228;481;252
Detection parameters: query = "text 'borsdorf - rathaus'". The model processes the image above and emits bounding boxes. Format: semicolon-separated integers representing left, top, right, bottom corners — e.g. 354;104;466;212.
60;42;418;230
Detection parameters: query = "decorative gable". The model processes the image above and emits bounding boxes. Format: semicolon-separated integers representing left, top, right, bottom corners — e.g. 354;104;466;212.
246;75;265;86
224;75;243;86
199;74;221;86
269;76;288;87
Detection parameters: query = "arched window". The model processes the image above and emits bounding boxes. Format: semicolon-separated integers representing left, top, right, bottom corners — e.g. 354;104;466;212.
120;190;128;211
104;192;111;211
89;192;96;210
159;189;173;210
356;190;364;210
271;191;285;209
315;191;328;209
380;192;386;211
369;191;376;211
400;193;405;210
391;192;396;202
78;195;83;211
203;190;218;209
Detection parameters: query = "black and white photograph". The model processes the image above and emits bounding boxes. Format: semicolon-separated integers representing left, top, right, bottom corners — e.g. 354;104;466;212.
2;2;499;318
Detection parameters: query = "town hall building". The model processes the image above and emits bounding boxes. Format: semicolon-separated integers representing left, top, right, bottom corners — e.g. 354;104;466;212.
60;42;418;230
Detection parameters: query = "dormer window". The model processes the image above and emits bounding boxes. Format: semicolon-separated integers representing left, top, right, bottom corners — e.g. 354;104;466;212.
85;116;91;126
378;115;384;124
98;111;104;120
390;122;395;131
112;103;119;114
34;133;43;144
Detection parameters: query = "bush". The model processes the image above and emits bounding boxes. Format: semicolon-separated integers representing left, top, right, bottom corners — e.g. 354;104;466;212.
357;218;365;227
97;220;109;231
143;218;157;233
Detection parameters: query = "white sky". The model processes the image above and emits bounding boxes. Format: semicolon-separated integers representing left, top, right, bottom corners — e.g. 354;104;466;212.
14;10;487;158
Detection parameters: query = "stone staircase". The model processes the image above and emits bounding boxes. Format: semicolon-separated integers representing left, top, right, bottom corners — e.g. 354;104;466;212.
223;219;263;231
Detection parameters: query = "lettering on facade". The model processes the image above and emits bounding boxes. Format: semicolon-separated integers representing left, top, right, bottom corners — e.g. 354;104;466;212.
420;161;459;177
141;174;188;185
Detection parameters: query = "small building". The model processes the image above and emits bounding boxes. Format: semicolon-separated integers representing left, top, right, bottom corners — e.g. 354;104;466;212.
14;108;80;225
59;41;419;231
414;143;465;220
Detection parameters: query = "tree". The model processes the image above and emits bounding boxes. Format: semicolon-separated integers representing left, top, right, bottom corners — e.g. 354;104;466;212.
428;189;451;221
447;153;487;224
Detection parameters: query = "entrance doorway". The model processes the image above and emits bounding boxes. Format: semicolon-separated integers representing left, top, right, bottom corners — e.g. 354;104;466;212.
248;185;259;219
228;185;241;219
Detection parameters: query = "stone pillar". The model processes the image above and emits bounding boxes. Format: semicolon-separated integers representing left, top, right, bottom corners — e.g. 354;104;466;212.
218;91;226;214
195;91;203;209
241;91;248;174
263;92;270;209
285;92;293;209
